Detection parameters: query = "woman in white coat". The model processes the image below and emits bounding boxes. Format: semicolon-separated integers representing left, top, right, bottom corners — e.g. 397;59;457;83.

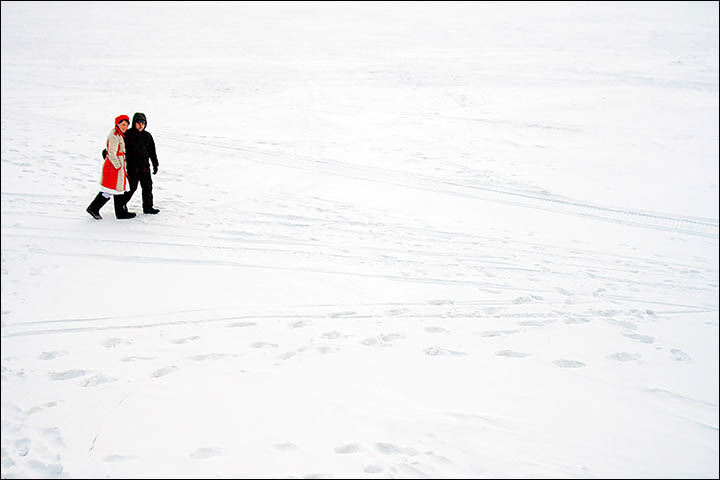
86;114;136;220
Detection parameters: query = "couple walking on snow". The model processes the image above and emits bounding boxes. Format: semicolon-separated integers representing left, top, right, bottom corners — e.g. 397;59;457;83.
86;112;160;219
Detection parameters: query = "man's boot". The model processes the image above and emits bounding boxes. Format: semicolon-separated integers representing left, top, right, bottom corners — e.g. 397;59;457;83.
141;184;158;214
114;195;136;219
86;193;110;220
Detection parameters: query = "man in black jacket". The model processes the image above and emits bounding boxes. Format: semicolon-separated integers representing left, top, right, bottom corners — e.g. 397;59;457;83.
121;112;160;214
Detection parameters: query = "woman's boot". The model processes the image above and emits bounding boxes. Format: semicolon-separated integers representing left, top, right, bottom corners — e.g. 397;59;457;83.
114;195;136;219
86;193;110;219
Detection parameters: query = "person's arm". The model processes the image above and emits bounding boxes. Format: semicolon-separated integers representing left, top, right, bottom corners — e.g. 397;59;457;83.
107;134;122;169
148;132;159;173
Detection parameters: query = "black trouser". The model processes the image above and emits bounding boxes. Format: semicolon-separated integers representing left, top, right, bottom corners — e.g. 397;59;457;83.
121;165;154;211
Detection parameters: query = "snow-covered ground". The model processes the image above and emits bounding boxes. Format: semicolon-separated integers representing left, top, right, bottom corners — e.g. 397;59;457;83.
1;2;718;478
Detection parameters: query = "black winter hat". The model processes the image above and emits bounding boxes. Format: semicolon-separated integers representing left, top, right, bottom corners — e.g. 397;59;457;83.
133;112;147;125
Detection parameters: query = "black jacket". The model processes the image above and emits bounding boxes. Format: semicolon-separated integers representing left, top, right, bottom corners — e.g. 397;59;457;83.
125;126;158;171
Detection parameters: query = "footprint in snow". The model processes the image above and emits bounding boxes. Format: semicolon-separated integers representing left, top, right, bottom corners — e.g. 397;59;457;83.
190;353;227;361
364;465;384;473
565;316;590;324
554;359;586;368
621;332;654;344
481;329;519;337
40;427;66;448
151;366;178;378
190;447;222;459
273;442;299;451
49;370;86;381
363;333;403;347
24;406;42;416
14;438;30;456
374;442;419;456
25;459;64;477
424;347;467;357
321;331;342;340
316;346;339;354
512;296;534;304
670;349;692;362
496;350;531;358
424;326;449;334
517;320;543;327
278;348;307;360
226;321;256;328
121;356;155;362
38;351;68;360
607;352;640;362
334;444;360;454
82;374;118;387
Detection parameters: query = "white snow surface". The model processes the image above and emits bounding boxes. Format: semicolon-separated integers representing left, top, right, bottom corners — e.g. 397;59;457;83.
1;2;718;478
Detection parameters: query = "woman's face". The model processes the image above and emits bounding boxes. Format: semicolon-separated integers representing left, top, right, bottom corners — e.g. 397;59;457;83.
135;121;145;131
118;120;129;133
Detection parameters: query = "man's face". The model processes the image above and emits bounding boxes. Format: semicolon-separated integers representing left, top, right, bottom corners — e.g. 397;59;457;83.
136;121;145;131
118;120;129;133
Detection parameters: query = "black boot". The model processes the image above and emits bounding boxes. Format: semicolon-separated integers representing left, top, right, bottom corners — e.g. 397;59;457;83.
143;206;160;214
114;195;136;219
86;193;110;219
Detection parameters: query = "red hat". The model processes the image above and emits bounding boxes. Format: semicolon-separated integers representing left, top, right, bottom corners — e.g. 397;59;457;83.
115;114;130;125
